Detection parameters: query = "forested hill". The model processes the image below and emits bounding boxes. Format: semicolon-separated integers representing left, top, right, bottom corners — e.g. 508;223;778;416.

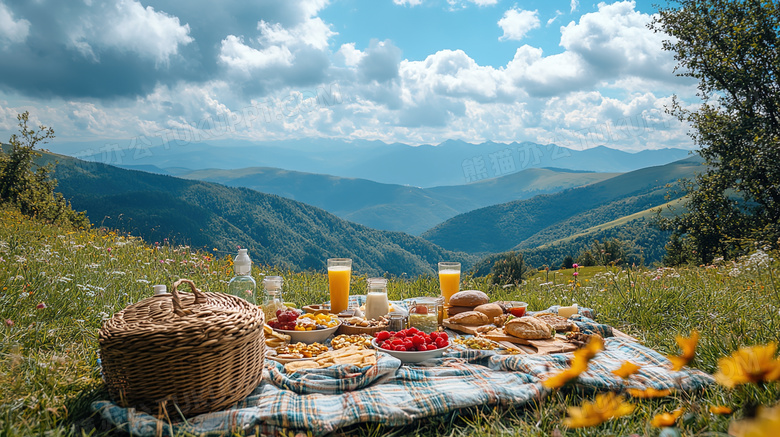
41;153;472;276
422;156;704;254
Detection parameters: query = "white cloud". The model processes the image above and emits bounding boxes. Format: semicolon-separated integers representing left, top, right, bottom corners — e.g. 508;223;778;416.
393;0;423;6
560;1;676;82
467;0;499;6
570;0;579;13
337;43;364;67
0;2;30;46
400;50;509;103
257;16;334;51
546;10;563;26
68;0;192;65
498;9;540;41
358;39;402;83
218;35;293;73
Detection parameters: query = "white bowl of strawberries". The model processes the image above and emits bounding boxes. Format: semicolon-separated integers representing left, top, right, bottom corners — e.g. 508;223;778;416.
372;327;450;363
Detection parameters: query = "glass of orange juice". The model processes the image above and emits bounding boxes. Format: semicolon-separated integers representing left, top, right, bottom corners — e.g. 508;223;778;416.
438;262;461;306
327;258;352;314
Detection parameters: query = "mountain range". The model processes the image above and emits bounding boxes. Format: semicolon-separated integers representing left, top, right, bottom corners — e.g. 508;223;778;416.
173;166;619;235
31;141;703;274
421;156;704;255
40;152;472;277
55;138;694;188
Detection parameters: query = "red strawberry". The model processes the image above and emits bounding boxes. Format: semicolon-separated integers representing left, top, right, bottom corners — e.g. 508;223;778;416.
375;331;391;341
396;346;407;351
427;344;438;351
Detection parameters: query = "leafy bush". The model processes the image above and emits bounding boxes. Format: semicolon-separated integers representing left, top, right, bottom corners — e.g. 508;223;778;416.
491;251;531;285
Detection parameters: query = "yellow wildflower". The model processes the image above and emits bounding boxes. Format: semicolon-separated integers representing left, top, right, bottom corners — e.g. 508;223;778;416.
543;335;604;389
626;387;673;398
612;361;641;379
563;392;635;428
714;343;780;388
728;403;780;437
709;405;734;415
668;330;699;371
651;407;684;428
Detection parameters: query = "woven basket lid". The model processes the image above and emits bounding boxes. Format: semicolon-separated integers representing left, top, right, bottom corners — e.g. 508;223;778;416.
99;279;263;352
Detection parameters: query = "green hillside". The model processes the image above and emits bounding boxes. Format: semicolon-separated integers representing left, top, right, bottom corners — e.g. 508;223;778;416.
421;156;704;254
42;153;473;276
177;166;619;235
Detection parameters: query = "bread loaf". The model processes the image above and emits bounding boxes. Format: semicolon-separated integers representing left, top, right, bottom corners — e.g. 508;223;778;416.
449;290;489;307
505;317;554;339
446;311;490;326
446;306;475;316
473;303;503;319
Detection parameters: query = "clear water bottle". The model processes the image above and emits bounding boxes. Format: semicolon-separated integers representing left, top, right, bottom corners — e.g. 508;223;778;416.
227;249;257;304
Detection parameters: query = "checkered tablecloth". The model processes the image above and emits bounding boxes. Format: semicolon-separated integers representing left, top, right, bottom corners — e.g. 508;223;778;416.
91;336;713;436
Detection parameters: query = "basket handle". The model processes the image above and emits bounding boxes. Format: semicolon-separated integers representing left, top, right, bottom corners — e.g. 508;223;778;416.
171;279;208;316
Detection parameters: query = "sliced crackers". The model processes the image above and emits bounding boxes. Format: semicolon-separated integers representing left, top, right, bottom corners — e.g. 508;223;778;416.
283;345;377;373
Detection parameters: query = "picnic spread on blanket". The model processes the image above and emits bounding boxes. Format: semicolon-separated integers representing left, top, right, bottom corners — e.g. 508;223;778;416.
92;255;715;436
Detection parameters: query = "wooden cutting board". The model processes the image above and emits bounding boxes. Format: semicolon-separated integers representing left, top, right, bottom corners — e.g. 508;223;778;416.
443;320;578;354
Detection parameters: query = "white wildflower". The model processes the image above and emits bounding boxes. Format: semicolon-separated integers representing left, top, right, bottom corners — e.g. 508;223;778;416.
136;279;150;284
11;275;24;281
98;312;109;321
109;271;126;275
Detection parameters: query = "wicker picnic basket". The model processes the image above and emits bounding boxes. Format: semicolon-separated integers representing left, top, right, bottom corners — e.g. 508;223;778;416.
98;279;265;416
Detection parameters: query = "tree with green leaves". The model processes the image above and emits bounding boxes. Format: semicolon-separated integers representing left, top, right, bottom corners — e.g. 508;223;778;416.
652;0;780;264
0;112;88;228
490;251;530;285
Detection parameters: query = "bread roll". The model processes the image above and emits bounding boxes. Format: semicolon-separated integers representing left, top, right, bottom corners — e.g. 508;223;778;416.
473;303;503;319
449;290;489;307
446;306;475;316
505;317;554;339
446;311;490;326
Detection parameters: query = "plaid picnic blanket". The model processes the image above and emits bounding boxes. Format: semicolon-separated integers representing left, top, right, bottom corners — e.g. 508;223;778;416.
91;337;714;436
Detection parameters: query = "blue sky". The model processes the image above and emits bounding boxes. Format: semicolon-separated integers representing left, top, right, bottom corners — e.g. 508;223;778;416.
0;0;698;154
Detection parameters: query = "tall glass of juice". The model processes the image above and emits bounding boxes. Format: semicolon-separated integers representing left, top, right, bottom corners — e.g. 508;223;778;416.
438;262;461;306
327;258;352;314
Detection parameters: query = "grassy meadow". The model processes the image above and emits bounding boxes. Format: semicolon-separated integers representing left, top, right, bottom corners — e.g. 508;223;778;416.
1;205;779;436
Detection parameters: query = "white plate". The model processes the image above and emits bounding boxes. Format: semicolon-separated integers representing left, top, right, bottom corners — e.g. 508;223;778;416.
272;320;341;344
371;338;449;363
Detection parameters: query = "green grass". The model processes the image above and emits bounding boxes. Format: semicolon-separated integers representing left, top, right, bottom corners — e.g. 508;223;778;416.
1;206;779;436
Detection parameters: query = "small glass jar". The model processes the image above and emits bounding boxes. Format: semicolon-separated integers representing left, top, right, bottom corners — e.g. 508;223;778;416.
262;276;286;323
408;297;441;334
387;312;407;331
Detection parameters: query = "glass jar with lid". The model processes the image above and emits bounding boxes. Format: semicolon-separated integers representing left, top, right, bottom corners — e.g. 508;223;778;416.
364;277;390;321
261;276;286;323
408;297;441;334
